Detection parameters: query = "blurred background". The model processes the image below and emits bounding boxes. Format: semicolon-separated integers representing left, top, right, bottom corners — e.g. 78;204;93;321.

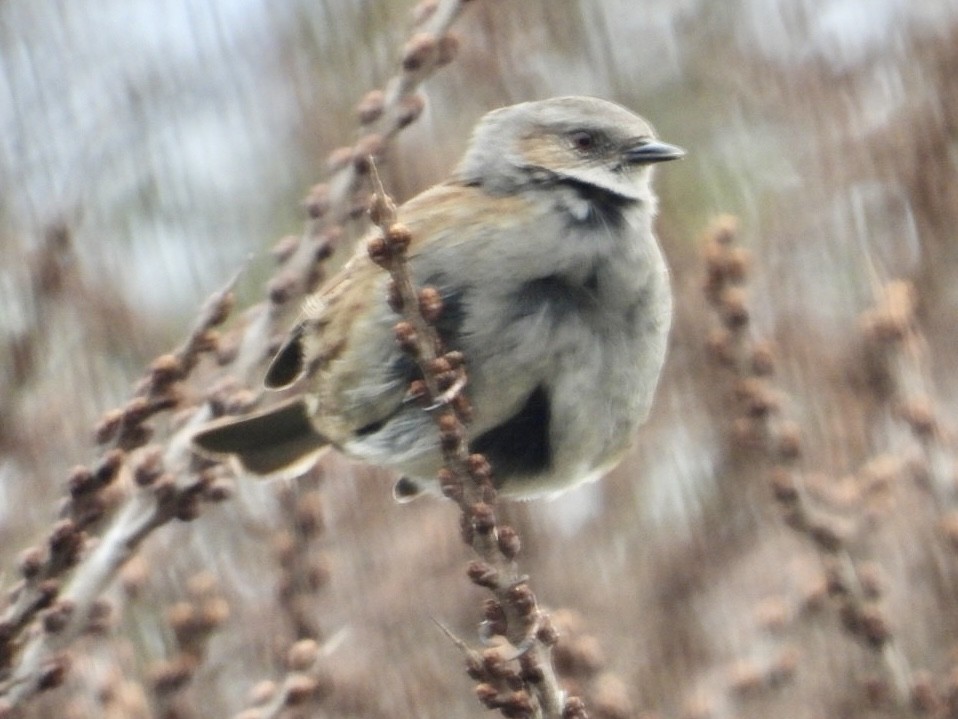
2;0;958;717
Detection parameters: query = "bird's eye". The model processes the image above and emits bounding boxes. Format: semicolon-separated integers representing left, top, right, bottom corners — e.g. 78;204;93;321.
569;130;597;152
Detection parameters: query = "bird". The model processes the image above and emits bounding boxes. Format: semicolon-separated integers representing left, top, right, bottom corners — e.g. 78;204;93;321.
192;96;683;501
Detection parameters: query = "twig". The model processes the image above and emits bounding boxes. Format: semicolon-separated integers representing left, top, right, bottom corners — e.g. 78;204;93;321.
148;573;230;717
0;0;480;710
234;635;343;719
0;273;238;704
365;166;577;719
0;0;480;709
701;216;917;710
860;280;955;504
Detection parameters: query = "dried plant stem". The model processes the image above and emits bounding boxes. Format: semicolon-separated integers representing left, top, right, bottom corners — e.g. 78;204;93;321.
861;280;955;504
148;573;229;714
325;0;473;226
225;0;479;364
365;167;574;719
236;635;342;719
1;472;209;704
701;216;918;709
1;2;481;709
0;272;239;708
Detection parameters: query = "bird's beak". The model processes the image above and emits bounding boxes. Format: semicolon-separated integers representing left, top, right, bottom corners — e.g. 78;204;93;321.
623;140;686;164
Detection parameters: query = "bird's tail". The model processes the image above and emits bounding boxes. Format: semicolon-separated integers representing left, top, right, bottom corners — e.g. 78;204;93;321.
191;396;329;479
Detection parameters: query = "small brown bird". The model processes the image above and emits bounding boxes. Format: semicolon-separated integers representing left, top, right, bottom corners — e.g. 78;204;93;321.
193;96;683;500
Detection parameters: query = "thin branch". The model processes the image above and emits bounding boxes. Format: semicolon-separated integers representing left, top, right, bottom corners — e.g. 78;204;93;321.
365;166;577;719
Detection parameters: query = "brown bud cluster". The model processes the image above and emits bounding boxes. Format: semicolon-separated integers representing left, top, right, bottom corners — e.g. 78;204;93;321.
37;654;71;692
150;656;195;695
385;223;413;253
304;183;330;219
470;502;496;535
436;33;460;66
705;328;736;366
396;93;426;128
562;696;589;719
718;286;750;329
353;133;385;175
368;223;414;268
402;33;438;72
483;599;508;636
438;412;464;451
703;215;746;301
750;341;775;375
94;408;124;444
897;396;937;438
468;454;493;484
271;234;300;263
134;446;165;487
497;525;521;561
770;467;799;505
536;616;560;646
506;584;536;618
368;191;397;226
518;652;545;684
735;377;779;418
356;90;385;125
418;286;443;322
412;0;439;25
452;393;473;422
839;600;891;648
776;421;802;461
268;272;299;306
284;673;322;706
42;599;75;634
393;321;419;356
860;280;916;345
467;561;500;589
149;353;183;388
807;517;847;553
18;547;43;579
287;639;320;671
48;519;84;571
438;467;462;501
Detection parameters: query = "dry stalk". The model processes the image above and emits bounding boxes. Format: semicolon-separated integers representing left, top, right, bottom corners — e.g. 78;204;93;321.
233;637;339;719
0;1;480;708
364;166;579;719
273;471;330;642
148;572;230;718
701;216;917;709
860;280;956;507
323;0;474;226
221;1;479;714
0;275;238;707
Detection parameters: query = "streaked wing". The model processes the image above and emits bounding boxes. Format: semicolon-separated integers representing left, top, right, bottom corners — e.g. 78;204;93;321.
287;181;543;447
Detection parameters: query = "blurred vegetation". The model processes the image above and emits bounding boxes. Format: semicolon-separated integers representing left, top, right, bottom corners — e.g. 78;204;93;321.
1;0;957;717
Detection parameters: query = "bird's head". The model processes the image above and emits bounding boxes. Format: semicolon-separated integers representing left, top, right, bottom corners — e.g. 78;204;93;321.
456;96;684;201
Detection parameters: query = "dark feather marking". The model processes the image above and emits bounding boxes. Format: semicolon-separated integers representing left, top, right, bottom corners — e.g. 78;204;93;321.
508;274;596;325
356;418;387;437
393;476;422;501
421;273;470;347
265;324;305;389
193;398;312;453
583;268;599;294
472;385;552;481
559;178;635;229
386;352;422;393
623;284;652;329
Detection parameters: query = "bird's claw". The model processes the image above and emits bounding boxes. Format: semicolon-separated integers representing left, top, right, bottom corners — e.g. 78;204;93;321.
423;372;467;411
